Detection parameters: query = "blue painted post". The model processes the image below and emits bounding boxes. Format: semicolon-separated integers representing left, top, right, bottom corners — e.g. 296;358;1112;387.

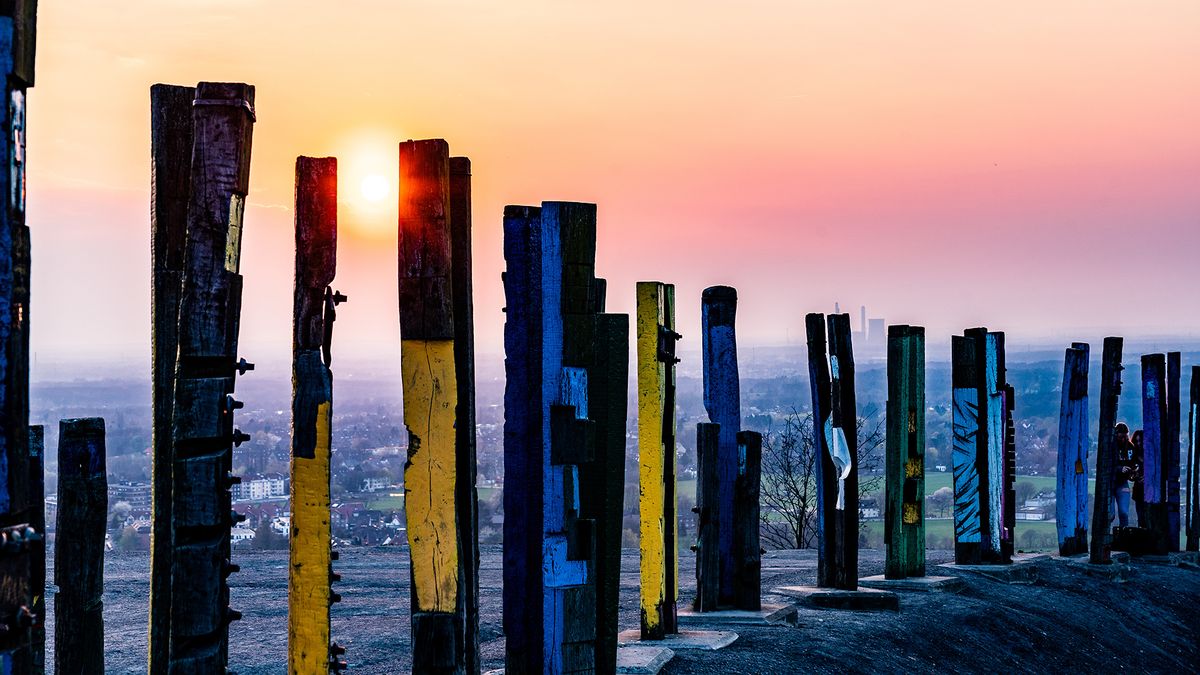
0;4;36;671
1142;353;1167;554
1056;343;1090;556
503;202;616;674
701;286;740;603
952;328;1013;565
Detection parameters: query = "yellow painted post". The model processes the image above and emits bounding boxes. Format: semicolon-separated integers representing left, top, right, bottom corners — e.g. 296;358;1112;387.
288;156;344;673
638;281;679;640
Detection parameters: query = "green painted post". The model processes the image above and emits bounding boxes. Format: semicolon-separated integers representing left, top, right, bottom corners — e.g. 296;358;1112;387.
885;325;925;579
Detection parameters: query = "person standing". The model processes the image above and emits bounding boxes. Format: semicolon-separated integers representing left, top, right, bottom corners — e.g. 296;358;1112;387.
1112;423;1134;529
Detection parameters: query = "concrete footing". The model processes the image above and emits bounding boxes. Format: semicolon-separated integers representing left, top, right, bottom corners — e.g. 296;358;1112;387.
616;645;675;674
618;628;739;651
771;586;900;611
858;574;965;593
937;555;1042;584
675;603;798;627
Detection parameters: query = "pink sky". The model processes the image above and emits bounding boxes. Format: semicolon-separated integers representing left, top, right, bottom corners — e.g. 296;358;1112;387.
27;2;1200;374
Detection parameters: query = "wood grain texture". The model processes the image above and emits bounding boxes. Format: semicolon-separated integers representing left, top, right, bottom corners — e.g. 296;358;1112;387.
1089;337;1123;564
805;314;834;586
701;286;739;604
288;156;337;674
169;81;254;673
55;418;107;675
638;282;669;639
398;140;452;341
732;431;761;610
826;313;859;589
1187;366;1199;552
149;82;194;675
694;423;720;612
1056;343;1090;556
885;325;926;579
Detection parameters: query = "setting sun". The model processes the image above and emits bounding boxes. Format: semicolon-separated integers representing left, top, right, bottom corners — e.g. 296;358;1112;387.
361;174;389;203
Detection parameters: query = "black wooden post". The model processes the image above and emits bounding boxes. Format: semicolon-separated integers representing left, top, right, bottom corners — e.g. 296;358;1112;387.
1090;337;1123;564
732;431;762;610
169;82;255;672
701;286;740;604
0;3;37;670
694;422;720;612
55;418;107;675
1165;352;1181;552
149;82;194;674
1142;354;1168;554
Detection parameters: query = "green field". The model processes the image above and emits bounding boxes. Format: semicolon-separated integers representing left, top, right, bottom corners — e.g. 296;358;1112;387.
364;485;501;512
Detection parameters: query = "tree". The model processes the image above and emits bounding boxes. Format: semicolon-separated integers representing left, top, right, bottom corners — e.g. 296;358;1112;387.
760;409;885;550
927;486;953;518
252;519;287;550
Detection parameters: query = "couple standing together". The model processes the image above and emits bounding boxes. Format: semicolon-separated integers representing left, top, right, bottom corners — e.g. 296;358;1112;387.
1111;423;1147;528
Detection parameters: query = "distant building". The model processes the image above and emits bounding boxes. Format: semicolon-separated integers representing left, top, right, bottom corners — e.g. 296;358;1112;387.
231;526;256;543
1016;507;1048;522
362;476;389;493
232;473;288;502
110;481;152;511
868;318;886;349
859;498;881;519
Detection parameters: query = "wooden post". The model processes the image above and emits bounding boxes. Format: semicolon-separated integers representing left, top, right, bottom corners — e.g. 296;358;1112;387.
169;82;255;672
885;325;926;579
448;156;479;675
0;4;36;671
149;82;194;674
501;203;602;672
55;418;107;675
638;281;679;638
1089;338;1123;564
1187;366;1200;552
1056;343;1090;556
1142;354;1168;554
951;328;1012;565
28;425;44;675
289;156;343;674
701;286;739;604
694;422;720;612
732;431;761;610
1165;352;1181;552
806;313;858;589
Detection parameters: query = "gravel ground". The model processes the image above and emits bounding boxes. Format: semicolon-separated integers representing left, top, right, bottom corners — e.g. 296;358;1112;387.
46;545;1199;673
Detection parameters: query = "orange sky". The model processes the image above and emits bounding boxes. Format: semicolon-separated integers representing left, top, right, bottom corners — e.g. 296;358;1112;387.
27;1;1200;375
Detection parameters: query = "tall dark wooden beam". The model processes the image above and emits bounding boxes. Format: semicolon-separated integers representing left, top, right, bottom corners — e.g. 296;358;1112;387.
1056;343;1090;556
732;431;762;609
169;81;255;673
1089;337;1123;564
693;422;720;612
54;418;107;675
448;156;479;675
885;325;925;579
288;156;342;674
701;286;740;604
1142;353;1168;555
149;82;195;675
1187;366;1200;552
0;4;36;670
1165;352;1181;552
805;314;834;585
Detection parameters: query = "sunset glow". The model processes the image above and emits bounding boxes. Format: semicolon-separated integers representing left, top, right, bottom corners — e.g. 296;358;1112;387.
361;174;388;203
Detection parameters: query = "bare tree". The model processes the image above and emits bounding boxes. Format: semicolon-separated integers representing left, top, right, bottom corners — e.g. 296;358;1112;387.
760;409;885;550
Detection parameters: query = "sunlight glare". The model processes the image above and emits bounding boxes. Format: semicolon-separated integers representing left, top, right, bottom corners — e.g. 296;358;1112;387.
361;174;389;203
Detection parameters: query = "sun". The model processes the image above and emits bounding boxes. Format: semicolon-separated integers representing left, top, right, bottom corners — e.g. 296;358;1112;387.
361;174;389;203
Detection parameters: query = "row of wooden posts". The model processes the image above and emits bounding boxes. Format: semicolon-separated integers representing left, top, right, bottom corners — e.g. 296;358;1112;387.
2;72;1199;675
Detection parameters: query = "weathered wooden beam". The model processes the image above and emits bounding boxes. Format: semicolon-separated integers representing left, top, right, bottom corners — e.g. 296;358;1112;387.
1056;343;1090;556
1089;337;1123;564
28;425;44;675
54;418;107;675
885;325;926;579
289;156;342;674
149;82;194;675
398;139;466;674
638;281;679;638
1187;366;1200;553
951;328;1012;565
1165;352;1181;552
0;5;36;670
502;205;543;671
448;156;479;675
1142;353;1168;555
732;431;762;609
694;422;720;613
806;313;859;589
169;81;255;672
701;286;739;604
